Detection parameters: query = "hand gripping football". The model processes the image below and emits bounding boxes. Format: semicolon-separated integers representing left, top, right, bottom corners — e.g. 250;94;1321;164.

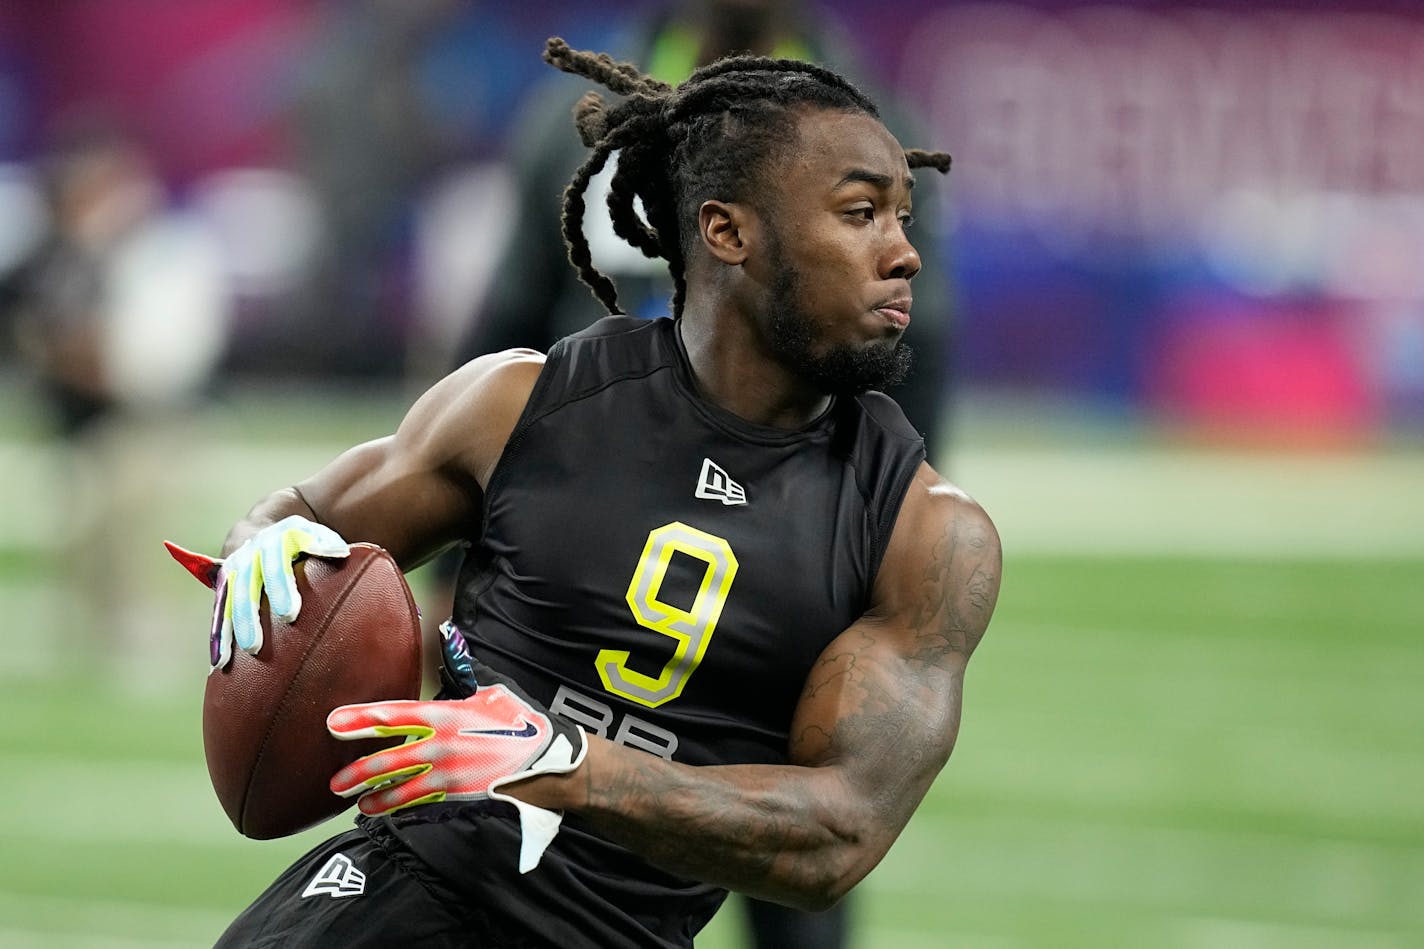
201;543;423;838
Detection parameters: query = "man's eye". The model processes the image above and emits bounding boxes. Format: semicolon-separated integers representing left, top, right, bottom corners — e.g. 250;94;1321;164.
846;207;874;221
899;214;916;229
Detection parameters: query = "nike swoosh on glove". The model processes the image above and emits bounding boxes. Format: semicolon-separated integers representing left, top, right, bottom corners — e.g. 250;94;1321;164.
328;681;587;873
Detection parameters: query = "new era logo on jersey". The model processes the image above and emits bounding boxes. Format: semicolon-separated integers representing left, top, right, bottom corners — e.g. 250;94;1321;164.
695;458;746;506
301;853;366;899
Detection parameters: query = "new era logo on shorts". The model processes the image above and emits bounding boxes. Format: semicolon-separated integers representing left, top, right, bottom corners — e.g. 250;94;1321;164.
301;853;366;899
695;458;746;506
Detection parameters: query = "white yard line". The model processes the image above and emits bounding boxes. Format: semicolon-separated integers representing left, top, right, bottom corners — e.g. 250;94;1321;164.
951;446;1424;558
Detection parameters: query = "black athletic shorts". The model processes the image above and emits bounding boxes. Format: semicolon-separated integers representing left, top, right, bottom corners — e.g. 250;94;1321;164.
213;823;517;948
215;805;717;948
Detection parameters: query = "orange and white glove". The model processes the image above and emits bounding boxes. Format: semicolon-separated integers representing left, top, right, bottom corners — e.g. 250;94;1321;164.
328;679;587;873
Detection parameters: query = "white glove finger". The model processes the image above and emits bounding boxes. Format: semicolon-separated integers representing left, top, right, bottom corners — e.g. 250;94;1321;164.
259;530;302;623
272;514;351;560
296;522;351;559
230;553;266;654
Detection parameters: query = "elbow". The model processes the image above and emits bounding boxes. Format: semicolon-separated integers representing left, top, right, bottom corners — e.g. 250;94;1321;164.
788;882;854;915
778;858;864;913
778;820;880;912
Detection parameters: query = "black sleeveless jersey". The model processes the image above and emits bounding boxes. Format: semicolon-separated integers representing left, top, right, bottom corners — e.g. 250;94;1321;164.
377;316;924;948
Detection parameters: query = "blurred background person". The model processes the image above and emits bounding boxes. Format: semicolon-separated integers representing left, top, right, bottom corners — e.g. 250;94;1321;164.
276;0;465;380
6;123;150;440
2;117;228;683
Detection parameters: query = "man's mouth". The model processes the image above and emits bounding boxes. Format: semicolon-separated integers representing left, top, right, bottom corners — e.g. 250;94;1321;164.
873;297;912;328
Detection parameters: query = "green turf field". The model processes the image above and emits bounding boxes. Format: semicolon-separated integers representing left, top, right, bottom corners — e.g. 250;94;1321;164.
2;385;1420;947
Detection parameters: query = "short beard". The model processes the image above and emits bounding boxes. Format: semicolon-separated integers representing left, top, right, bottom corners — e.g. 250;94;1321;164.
764;240;913;397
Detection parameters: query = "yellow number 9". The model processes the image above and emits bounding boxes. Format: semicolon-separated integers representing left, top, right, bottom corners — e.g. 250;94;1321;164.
597;522;739;708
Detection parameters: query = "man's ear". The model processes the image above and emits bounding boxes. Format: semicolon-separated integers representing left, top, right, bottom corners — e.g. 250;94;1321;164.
698;199;754;265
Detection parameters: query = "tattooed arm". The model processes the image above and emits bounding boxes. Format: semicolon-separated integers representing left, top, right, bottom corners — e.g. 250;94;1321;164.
515;462;1001;910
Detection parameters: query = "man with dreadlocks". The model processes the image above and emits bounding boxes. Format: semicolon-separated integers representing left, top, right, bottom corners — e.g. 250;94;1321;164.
192;37;999;948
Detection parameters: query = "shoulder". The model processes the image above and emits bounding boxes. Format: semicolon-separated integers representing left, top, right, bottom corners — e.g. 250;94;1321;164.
399;348;547;490
426;347;546;426
902;464;999;552
895;464;1001;586
872;462;1002;663
448;346;547;399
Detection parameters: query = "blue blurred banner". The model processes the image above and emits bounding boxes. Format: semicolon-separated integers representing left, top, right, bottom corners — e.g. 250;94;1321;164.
3;0;1421;443
883;2;1424;442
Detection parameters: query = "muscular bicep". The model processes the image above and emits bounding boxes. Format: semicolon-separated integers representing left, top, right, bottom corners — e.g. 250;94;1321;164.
789;464;1001;845
289;435;470;569
294;350;544;569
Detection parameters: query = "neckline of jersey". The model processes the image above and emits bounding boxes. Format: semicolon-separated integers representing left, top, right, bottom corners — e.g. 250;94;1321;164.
663;317;838;446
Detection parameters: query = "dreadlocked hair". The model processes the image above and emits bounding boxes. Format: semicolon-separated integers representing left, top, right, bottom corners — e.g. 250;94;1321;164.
542;36;952;318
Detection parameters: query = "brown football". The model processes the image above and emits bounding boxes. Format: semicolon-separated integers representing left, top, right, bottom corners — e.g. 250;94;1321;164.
202;542;422;839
